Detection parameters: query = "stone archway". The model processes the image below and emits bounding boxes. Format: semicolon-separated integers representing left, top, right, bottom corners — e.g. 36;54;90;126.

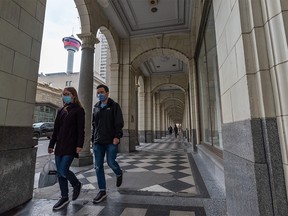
130;47;190;142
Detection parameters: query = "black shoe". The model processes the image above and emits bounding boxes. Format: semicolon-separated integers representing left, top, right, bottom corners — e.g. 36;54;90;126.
116;171;123;187
53;197;69;210
93;191;107;204
72;182;82;201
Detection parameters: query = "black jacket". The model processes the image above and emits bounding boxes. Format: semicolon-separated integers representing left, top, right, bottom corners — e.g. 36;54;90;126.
92;98;124;144
49;103;85;157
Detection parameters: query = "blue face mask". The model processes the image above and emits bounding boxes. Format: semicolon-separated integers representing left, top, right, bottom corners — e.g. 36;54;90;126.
63;95;72;104
98;93;107;102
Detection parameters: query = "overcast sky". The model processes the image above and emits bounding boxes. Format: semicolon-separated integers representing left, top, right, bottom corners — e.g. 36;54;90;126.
39;0;81;73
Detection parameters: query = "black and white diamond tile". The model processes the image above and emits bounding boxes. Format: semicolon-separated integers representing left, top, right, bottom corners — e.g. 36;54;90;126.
136;142;186;153
77;140;198;196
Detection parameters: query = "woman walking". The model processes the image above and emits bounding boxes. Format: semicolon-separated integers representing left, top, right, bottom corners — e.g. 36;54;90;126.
48;87;85;210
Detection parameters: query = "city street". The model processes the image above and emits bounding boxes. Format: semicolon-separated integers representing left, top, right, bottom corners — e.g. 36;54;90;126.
36;138;50;157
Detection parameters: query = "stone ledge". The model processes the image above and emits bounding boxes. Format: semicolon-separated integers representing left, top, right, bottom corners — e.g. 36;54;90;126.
197;144;223;172
197;144;225;191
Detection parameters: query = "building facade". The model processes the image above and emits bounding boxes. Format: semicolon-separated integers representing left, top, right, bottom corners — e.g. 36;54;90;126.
38;72;105;107
34;82;62;122
0;0;288;215
94;30;109;81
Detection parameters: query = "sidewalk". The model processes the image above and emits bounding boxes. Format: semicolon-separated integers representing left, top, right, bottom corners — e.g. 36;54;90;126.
4;136;226;216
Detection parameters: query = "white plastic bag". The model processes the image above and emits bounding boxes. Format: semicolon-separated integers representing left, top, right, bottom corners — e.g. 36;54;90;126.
38;154;58;188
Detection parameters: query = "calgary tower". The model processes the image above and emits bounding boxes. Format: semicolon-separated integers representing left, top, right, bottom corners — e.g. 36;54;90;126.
62;35;81;73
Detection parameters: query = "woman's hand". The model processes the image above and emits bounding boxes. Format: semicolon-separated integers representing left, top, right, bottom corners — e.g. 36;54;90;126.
76;147;82;154
48;148;54;154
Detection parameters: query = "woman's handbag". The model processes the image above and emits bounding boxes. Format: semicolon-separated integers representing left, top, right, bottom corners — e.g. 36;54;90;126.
38;154;58;188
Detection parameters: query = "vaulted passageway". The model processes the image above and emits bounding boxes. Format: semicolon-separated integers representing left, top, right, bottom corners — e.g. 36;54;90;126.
1;0;288;215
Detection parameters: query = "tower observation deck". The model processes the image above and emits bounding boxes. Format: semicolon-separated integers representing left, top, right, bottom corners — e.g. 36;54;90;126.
62;35;81;73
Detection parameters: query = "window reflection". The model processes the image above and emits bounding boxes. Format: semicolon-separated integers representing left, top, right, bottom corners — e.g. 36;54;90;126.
197;5;223;149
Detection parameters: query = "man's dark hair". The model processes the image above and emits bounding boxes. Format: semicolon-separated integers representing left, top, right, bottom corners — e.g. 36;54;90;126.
97;84;109;92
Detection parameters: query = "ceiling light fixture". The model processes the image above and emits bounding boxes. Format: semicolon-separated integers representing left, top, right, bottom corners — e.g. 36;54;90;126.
151;7;158;12
149;0;158;5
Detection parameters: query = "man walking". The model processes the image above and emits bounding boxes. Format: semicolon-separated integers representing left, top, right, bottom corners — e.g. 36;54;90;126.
91;84;124;204
174;124;178;138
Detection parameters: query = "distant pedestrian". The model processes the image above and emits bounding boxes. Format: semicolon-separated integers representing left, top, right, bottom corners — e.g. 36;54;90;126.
48;87;84;210
91;84;124;204
174;124;178;138
168;126;173;135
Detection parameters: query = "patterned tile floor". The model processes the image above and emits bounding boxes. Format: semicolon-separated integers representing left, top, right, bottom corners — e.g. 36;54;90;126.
4;135;210;216
77;137;198;196
3;199;206;216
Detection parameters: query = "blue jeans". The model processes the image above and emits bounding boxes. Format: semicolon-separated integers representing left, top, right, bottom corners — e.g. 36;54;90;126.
93;143;122;190
55;155;80;197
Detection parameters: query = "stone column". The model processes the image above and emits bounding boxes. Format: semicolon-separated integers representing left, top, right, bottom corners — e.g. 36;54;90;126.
152;93;157;138
161;108;166;136
155;93;161;138
138;91;146;142
185;91;190;142
0;1;44;213
73;33;99;166
145;91;154;142
108;63;120;102
219;1;288;215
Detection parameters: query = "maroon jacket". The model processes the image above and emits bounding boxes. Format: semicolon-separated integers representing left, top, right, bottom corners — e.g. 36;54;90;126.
49;103;85;157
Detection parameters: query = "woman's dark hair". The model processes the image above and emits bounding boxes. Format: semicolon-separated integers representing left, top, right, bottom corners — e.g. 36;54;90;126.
97;84;109;92
64;87;82;107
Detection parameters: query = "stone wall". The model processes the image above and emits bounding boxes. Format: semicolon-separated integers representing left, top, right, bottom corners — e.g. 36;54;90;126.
0;0;46;213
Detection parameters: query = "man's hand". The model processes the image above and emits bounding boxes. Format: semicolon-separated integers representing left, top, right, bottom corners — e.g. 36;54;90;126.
48;148;54;154
76;147;82;153
113;138;120;145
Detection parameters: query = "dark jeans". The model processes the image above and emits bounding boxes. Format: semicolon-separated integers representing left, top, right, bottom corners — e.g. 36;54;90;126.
93;143;122;191
55;155;80;197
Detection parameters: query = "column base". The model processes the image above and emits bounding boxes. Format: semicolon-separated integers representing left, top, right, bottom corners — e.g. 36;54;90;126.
72;155;93;167
145;130;154;143
191;129;197;152
138;130;145;143
155;131;161;139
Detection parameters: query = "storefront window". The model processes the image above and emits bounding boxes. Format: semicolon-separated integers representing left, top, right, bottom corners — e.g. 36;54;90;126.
197;5;223;149
198;44;212;144
34;105;57;123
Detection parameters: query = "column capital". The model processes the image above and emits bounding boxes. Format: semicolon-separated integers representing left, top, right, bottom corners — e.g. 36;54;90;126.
77;33;99;49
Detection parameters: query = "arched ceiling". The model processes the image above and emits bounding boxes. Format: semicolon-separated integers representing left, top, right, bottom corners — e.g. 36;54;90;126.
91;0;195;124
133;48;189;77
97;0;193;38
96;0;193;78
139;56;187;77
157;85;185;124
153;83;185;94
